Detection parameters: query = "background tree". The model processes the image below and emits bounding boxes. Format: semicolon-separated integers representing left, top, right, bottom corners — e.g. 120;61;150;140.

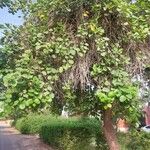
0;0;150;149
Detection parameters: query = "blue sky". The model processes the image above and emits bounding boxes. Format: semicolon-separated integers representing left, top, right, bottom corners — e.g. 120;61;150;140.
0;7;23;25
0;7;23;37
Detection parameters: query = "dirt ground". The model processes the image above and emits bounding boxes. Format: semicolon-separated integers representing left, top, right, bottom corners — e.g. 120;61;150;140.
0;120;53;150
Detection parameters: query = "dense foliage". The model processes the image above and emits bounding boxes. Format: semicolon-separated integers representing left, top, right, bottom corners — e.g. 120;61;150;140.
14;115;106;150
118;131;150;150
1;0;149;118
127;131;150;150
14;113;56;134
40;118;105;150
0;0;150;149
15;114;150;150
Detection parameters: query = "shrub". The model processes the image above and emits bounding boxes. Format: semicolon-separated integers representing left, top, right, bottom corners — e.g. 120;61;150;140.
15;114;57;134
127;130;150;150
14;114;150;150
39;117;107;150
118;130;150;150
15;114;108;149
15;117;30;134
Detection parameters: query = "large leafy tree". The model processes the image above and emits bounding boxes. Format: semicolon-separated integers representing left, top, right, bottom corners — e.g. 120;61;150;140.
0;0;150;149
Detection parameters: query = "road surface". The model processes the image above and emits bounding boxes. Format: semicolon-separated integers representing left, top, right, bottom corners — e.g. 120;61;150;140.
0;121;52;150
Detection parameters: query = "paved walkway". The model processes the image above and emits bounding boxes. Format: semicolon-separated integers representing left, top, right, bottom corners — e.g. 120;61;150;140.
0;121;52;150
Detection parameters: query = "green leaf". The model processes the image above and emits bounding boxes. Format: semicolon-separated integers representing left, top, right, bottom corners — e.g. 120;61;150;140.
96;92;108;102
108;91;116;98
70;49;76;55
119;95;126;102
34;99;40;104
102;87;109;92
107;104;112;108
59;67;64;73
19;104;26;110
104;81;110;86
37;33;43;38
79;53;84;57
42;71;47;76
101;52;107;56
57;37;63;41
35;45;42;50
126;94;132;99
52;55;56;59
50;93;55;99
14;101;19;106
68;60;74;65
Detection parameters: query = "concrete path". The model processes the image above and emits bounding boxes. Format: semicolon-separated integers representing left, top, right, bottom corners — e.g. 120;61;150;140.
0;121;52;150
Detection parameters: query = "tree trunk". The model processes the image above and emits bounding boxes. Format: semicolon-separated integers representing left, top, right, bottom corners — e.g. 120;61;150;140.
103;108;120;150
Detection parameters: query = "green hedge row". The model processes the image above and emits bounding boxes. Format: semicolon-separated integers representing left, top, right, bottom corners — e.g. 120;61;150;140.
14;114;150;150
15;114;58;134
14;114;107;150
39;118;107;150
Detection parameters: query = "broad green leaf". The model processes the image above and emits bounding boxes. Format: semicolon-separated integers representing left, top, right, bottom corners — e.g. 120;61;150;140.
119;95;126;102
70;49;76;55
34;99;40;104
68;60;74;65
59;67;64;73
19;104;26;110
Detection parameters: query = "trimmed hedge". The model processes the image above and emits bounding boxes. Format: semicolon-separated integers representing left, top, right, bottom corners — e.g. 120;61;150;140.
14;114;150;150
14;115;107;149
15;114;58;134
39;118;107;150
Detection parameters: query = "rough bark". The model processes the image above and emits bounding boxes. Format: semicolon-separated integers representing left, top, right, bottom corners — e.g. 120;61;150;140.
103;109;120;150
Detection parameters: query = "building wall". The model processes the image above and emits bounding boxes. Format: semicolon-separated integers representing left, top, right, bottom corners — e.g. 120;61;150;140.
117;119;129;133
